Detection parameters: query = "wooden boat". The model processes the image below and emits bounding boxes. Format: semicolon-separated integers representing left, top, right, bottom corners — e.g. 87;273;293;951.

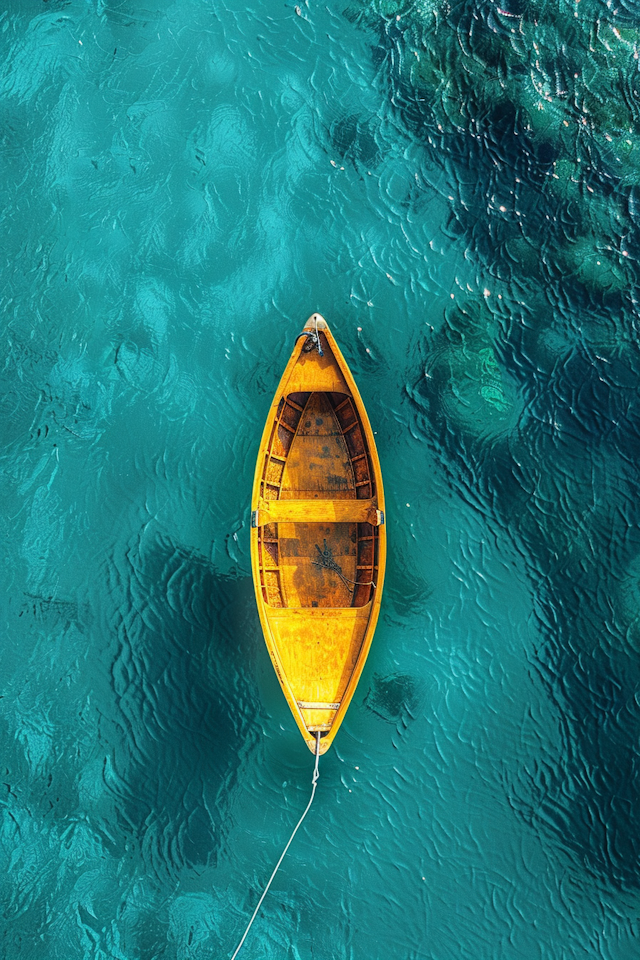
250;314;386;754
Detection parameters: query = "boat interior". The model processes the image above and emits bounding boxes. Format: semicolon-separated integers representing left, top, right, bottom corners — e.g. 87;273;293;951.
256;390;380;611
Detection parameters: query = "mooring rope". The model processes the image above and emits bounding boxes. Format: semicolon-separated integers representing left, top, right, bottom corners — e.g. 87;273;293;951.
229;733;322;960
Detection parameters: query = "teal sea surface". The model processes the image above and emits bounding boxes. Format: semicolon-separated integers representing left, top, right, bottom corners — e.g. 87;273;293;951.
2;0;640;957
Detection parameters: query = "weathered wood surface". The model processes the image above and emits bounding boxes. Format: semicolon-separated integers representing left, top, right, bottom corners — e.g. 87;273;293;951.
253;499;382;526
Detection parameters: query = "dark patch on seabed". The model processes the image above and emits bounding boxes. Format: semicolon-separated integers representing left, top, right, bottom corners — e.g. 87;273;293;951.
365;672;423;726
105;533;259;876
0;523;261;954
329;113;382;171
353;0;640;887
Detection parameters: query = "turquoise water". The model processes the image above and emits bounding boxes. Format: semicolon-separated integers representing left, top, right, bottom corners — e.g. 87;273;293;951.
2;0;640;956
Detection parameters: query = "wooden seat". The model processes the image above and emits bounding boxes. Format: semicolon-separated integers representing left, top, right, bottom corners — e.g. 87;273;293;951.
252;498;384;527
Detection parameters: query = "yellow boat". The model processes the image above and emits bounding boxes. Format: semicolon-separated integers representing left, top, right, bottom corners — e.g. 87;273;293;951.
250;314;386;754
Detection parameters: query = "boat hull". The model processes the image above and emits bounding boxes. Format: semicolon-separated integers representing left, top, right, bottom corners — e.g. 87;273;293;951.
250;314;386;754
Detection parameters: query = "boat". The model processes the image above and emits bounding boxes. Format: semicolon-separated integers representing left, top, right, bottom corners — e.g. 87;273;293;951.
250;314;386;754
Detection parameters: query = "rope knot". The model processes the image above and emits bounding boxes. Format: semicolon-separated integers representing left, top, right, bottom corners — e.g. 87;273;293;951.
295;316;324;357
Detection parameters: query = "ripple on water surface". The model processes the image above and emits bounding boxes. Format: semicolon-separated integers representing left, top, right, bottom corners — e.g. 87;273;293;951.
1;1;639;958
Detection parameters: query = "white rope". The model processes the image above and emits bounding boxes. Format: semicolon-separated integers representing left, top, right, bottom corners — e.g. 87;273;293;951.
229;733;322;960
